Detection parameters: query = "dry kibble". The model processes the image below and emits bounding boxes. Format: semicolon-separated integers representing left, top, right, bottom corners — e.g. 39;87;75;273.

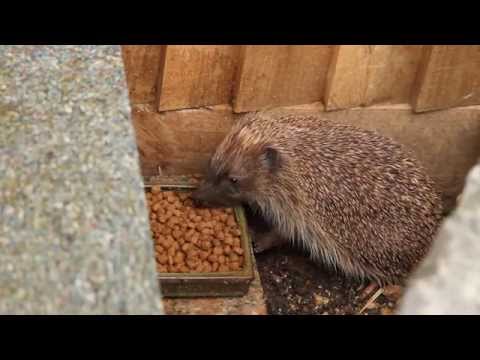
218;265;229;272
157;265;168;272
203;262;212;273
229;261;240;271
174;251;185;264
229;253;240;262
232;229;242;237
233;237;241;248
148;187;245;274
226;215;236;228
157;254;168;265
172;229;183;240
233;247;244;255
213;247;223;256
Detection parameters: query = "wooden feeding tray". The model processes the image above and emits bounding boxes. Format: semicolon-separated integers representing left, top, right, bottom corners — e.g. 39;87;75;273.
144;175;255;298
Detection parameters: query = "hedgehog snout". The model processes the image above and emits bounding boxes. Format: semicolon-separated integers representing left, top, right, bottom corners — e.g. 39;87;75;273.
191;183;220;208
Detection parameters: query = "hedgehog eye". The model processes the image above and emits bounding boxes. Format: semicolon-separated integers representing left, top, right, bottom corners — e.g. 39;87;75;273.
229;177;238;184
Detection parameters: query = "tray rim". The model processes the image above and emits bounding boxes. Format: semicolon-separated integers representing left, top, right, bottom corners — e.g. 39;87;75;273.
144;181;255;282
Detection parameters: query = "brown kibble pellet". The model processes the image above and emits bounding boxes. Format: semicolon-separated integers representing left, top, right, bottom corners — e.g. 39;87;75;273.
233;247;244;255
232;229;242;237
157;254;168;265
213;247;223;256
229;261;240;271
226;215;236;228
146;187;245;274
229;253;239;262
233;237;241;248
186;259;198;269
172;229;182;240
157;265;168;272
191;233;200;245
174;251;185;264
218;264;229;272
203;262;212;273
167;246;176;258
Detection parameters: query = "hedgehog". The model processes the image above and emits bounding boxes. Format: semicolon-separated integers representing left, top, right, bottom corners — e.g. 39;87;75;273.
191;112;443;285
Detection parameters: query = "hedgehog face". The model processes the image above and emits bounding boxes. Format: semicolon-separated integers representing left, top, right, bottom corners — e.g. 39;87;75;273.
191;144;281;208
190;160;248;208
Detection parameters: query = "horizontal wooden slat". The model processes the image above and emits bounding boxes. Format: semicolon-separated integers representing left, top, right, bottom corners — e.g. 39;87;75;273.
121;45;166;104
233;45;333;113
324;45;424;110
157;46;240;112
131;104;236;177
412;45;480;112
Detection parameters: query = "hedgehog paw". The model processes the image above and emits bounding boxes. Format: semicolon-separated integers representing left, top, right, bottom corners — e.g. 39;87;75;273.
252;231;286;254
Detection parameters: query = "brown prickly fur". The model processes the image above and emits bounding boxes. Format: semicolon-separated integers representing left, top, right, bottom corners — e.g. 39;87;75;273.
210;112;444;284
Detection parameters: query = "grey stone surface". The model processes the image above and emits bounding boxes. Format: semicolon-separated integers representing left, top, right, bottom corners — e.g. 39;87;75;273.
398;161;480;315
0;46;163;314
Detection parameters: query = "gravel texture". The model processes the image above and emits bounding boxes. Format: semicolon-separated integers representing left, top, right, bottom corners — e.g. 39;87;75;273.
399;160;480;315
0;45;163;314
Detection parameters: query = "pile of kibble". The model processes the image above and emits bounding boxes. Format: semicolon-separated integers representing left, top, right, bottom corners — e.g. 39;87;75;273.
146;186;245;273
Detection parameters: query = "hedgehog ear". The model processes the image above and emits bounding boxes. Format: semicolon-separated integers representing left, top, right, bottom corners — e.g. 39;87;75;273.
261;146;281;173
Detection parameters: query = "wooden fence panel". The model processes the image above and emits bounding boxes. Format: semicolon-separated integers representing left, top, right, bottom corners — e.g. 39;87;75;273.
233;45;333;113
157;45;240;112
121;45;166;104
412;45;480;112
324;45;424;110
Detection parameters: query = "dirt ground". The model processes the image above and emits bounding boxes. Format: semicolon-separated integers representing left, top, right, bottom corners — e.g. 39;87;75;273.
255;246;403;315
245;207;403;315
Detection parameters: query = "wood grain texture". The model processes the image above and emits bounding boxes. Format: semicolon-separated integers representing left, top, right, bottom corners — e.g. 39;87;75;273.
121;45;166;104
131;104;236;177
412;45;480;112
157;46;241;111
324;45;424;110
232;45;333;113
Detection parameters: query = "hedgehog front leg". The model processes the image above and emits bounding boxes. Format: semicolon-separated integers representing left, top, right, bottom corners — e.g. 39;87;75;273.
251;229;288;254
